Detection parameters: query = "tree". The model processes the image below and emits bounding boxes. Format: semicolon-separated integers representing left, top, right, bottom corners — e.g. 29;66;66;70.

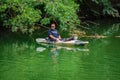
0;0;41;33
0;0;80;33
78;0;120;19
0;0;119;34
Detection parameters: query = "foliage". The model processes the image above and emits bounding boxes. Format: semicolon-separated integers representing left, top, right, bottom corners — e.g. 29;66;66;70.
0;0;120;33
92;0;120;17
0;0;80;33
0;0;41;33
42;0;80;30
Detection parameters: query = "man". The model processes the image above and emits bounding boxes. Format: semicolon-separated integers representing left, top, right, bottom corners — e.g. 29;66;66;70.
48;23;61;41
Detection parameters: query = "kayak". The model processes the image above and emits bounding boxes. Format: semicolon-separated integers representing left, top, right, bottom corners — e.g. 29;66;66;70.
36;38;89;46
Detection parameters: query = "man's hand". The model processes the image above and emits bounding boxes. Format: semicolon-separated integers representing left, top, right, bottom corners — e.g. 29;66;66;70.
59;35;61;39
56;38;60;41
49;35;61;41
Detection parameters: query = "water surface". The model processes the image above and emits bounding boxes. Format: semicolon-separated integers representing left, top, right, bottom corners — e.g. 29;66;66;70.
0;22;120;80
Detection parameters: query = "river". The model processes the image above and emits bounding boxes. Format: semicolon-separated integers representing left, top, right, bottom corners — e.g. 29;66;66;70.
0;21;120;80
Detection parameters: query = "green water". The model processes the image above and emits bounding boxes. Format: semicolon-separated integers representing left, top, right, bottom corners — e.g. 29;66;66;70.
0;22;120;80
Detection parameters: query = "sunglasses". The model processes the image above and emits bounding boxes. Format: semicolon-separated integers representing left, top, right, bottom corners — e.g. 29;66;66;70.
51;26;55;27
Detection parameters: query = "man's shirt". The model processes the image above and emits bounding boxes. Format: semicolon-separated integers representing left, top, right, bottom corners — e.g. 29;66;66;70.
48;29;59;40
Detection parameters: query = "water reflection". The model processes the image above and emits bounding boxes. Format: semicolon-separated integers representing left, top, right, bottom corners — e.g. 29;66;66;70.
50;45;59;64
0;21;120;80
103;23;120;36
36;47;46;52
36;44;89;64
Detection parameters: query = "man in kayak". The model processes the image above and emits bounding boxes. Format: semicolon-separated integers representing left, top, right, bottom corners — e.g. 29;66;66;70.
48;23;61;41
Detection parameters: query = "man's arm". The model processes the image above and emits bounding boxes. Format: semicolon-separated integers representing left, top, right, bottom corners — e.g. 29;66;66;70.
49;35;57;40
48;30;61;41
48;30;57;40
49;35;61;41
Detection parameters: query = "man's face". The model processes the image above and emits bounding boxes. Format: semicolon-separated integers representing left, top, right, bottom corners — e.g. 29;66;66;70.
51;24;56;30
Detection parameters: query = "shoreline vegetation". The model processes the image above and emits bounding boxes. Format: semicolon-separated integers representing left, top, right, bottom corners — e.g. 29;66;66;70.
0;19;120;40
0;0;120;35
